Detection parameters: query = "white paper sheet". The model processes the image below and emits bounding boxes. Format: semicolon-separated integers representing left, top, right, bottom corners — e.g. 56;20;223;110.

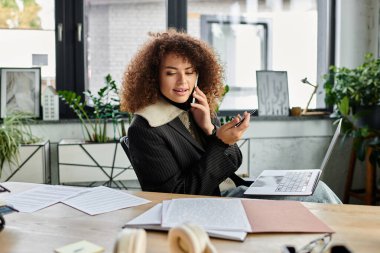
162;198;251;232
62;186;151;215
4;185;84;213
127;203;162;226
125;203;247;241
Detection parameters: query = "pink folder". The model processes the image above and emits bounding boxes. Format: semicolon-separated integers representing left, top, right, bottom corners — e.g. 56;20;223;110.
242;199;334;233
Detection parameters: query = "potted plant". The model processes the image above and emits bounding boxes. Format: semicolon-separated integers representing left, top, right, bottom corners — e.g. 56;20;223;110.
0;112;49;183
57;74;134;187
59;74;130;142
323;53;380;163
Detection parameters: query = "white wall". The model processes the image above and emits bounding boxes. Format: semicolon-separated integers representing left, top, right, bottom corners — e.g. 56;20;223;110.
0;29;55;78
336;0;380;68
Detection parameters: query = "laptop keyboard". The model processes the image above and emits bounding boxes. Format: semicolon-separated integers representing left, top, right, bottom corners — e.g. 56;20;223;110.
275;171;313;192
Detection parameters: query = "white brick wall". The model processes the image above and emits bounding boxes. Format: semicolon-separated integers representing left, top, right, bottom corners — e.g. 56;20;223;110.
87;1;165;92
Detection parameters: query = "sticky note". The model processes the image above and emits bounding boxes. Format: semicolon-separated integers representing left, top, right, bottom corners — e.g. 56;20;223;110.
54;240;104;253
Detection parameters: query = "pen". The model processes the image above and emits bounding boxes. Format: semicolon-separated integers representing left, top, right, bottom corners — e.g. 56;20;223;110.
235;109;257;127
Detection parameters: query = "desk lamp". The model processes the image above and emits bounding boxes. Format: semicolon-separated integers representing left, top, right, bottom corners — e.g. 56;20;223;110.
301;77;318;115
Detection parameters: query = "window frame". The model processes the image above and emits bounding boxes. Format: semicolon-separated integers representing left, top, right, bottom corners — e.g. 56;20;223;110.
55;0;85;118
200;15;272;72
316;0;336;109
54;0;335;118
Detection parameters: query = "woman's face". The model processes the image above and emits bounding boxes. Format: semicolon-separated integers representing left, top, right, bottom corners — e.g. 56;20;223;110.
159;53;197;103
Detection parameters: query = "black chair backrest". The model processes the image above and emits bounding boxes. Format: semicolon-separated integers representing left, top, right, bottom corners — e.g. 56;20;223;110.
120;136;131;160
119;136;252;188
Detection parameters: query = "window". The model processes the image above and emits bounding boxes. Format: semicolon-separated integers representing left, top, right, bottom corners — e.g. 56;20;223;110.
188;0;320;113
201;15;271;111
0;0;55;91
1;0;332;119
83;0;166;93
55;0;166;118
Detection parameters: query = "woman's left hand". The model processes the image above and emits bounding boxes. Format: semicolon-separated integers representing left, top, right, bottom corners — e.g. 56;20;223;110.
190;86;214;135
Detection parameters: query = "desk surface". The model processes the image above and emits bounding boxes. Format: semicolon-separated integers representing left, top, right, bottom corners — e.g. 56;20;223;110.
0;182;379;253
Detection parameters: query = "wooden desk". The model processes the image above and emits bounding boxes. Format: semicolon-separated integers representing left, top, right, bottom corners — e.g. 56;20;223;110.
0;182;379;253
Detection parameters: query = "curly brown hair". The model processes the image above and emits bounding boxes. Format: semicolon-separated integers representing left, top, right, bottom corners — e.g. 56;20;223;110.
120;29;225;114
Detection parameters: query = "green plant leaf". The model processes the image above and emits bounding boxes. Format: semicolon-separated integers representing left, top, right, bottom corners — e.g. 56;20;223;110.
323;53;380;164
58;74;130;142
338;96;350;116
0;112;41;173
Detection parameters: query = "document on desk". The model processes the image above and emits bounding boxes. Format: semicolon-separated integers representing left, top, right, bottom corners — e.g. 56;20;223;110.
61;186;150;215
125;197;334;241
125;202;248;241
162;198;252;232
3;185;84;213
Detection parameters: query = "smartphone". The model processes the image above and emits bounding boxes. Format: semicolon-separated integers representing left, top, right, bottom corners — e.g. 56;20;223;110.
234;109;257;127
191;75;199;104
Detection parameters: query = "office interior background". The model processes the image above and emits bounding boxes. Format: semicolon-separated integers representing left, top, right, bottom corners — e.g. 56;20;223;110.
0;0;379;203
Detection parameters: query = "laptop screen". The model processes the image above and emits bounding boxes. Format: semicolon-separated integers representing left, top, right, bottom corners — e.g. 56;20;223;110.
318;119;342;173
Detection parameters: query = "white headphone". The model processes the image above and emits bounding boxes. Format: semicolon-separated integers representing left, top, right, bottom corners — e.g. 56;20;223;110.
114;224;217;253
168;223;217;253
113;228;147;253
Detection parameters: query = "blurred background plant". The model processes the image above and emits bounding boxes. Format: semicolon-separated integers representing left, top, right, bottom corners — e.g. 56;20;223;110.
324;53;380;164
218;84;234;125
0;112;41;177
58;74;130;142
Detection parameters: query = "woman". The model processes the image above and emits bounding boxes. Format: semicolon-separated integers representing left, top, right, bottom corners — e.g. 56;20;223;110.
121;30;341;203
121;30;249;196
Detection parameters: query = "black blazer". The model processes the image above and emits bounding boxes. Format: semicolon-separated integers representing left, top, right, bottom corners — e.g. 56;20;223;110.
127;115;243;196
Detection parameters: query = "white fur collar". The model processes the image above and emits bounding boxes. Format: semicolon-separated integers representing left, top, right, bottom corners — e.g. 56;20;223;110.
135;98;184;127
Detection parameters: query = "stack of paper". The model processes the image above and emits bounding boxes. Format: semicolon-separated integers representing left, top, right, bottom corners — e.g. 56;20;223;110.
62;186;150;215
3;185;84;213
127;198;249;241
3;185;150;215
124;198;334;241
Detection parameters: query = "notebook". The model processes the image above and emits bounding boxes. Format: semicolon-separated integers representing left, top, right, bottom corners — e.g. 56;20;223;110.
244;119;342;196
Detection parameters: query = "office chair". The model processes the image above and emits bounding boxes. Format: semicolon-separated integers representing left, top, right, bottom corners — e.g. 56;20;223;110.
120;136;131;161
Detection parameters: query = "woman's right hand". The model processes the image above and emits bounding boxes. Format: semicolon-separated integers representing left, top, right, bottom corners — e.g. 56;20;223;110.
216;112;250;145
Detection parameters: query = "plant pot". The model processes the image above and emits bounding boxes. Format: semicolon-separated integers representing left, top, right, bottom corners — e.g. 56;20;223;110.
58;139;137;188
354;105;380;129
0;141;50;183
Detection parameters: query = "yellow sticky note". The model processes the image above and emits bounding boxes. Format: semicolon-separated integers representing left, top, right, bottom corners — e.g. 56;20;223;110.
55;240;104;253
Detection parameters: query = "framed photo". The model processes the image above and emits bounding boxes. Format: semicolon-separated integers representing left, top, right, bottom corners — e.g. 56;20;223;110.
0;68;41;118
256;70;289;116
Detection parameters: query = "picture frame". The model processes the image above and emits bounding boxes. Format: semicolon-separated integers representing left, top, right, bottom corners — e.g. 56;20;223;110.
0;68;41;118
256;70;289;116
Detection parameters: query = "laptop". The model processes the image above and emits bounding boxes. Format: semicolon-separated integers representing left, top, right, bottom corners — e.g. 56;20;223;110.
244;119;342;196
